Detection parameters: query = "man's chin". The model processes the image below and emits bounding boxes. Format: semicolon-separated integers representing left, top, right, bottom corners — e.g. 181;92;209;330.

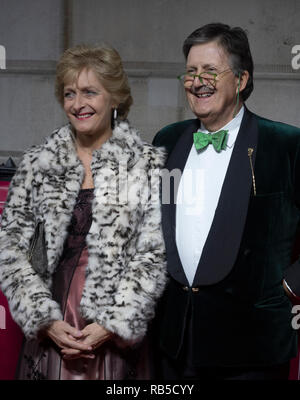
193;111;211;121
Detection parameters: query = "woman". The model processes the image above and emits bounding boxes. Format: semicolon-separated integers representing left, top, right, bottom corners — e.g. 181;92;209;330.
0;44;167;380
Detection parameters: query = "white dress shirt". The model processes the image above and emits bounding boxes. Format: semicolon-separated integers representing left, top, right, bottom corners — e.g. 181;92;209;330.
176;106;244;286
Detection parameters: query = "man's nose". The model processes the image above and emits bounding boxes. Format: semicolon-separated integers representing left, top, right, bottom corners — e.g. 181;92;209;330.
192;75;202;88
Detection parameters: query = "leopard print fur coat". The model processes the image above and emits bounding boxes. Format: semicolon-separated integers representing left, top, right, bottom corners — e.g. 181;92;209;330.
0;120;167;341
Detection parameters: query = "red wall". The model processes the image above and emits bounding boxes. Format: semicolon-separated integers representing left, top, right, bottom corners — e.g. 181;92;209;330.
0;181;23;380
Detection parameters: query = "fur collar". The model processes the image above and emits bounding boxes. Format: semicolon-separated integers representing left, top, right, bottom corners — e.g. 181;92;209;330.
38;120;146;175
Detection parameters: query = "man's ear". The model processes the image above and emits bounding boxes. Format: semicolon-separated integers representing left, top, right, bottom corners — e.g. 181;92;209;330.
237;70;249;94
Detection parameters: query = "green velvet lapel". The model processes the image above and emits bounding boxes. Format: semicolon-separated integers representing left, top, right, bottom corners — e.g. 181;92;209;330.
153;119;196;158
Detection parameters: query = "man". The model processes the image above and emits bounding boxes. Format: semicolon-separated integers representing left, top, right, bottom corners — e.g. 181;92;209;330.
152;23;300;380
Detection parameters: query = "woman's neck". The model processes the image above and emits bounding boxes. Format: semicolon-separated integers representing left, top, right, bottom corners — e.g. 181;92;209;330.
75;128;112;154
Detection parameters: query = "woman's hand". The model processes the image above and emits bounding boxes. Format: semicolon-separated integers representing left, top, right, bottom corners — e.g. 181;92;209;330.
45;320;93;358
61;322;113;360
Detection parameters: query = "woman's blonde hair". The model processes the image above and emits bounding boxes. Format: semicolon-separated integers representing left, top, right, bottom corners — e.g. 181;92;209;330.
55;44;133;120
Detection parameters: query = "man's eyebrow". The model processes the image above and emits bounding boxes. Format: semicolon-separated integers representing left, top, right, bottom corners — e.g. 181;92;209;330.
186;63;218;70
202;63;217;69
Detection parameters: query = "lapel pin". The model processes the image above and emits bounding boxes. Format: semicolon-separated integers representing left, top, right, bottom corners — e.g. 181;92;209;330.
248;148;256;196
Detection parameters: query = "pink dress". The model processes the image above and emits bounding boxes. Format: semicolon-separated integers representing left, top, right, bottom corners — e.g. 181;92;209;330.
16;189;151;380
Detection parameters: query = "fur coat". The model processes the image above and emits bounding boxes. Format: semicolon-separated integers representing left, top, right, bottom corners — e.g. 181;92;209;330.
0;120;167;341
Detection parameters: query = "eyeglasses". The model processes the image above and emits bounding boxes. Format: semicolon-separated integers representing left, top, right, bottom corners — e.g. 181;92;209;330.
177;68;232;88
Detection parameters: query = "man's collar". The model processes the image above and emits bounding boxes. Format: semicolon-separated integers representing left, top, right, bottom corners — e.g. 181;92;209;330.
199;106;245;147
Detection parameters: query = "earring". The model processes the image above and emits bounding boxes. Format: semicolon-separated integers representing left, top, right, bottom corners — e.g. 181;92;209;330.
113;108;118;121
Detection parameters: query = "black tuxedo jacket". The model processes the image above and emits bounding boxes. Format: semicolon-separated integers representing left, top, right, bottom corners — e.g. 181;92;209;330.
153;108;300;367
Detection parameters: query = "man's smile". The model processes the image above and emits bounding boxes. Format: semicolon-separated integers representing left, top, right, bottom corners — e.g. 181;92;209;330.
190;86;215;99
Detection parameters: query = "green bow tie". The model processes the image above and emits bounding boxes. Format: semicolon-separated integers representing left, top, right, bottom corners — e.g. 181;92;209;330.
193;129;228;152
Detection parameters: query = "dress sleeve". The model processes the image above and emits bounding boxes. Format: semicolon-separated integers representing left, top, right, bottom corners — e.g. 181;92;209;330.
0;151;63;339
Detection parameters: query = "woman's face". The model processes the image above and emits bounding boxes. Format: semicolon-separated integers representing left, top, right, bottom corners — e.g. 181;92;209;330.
63;68;116;139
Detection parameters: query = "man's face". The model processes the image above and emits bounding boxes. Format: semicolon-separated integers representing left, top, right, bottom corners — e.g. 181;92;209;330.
185;41;241;131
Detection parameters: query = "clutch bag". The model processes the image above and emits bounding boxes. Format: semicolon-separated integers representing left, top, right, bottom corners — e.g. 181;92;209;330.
27;221;48;276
